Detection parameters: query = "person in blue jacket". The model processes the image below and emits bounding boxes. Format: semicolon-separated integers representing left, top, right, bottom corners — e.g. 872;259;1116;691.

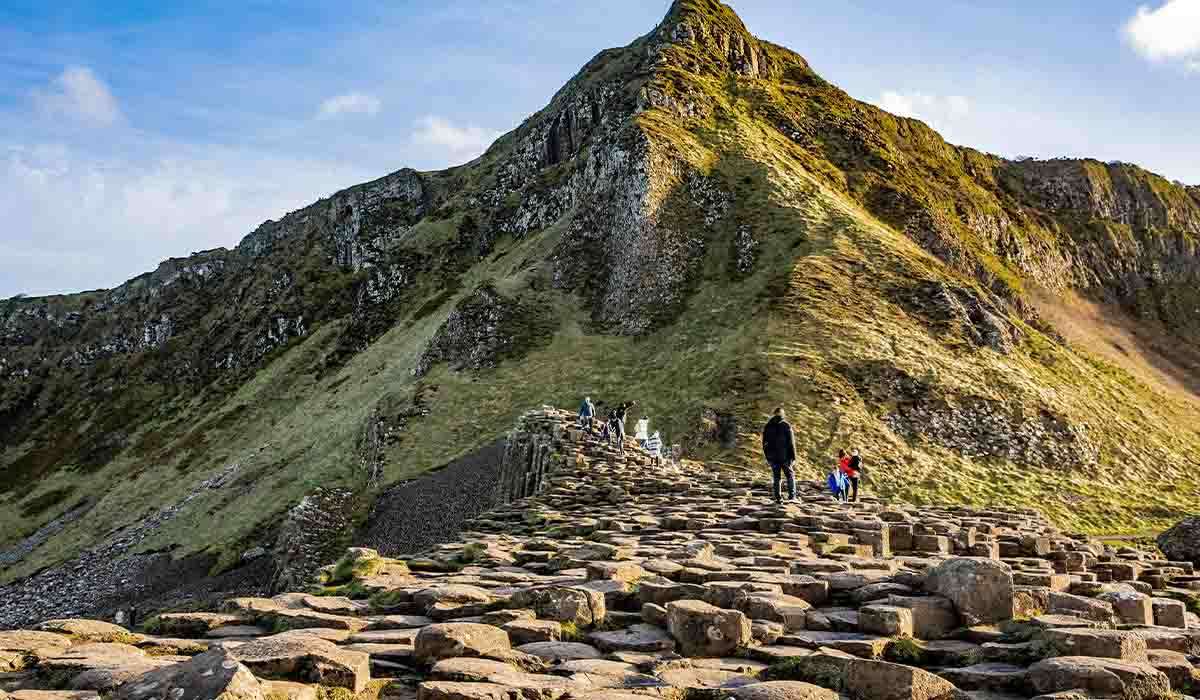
578;396;595;432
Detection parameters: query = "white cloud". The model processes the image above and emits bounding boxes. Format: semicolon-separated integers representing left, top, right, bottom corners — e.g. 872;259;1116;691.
317;92;382;119
878;90;971;127
410;116;501;165
0;141;371;297
32;66;122;126
1124;0;1200;70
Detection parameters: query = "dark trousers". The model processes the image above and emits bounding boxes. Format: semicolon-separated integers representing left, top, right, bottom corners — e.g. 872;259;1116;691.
847;476;860;502
770;461;796;502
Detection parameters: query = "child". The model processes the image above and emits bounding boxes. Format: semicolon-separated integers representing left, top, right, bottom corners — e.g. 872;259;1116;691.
827;465;848;502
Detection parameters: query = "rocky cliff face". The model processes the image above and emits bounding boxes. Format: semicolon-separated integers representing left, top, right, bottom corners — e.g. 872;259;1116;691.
2;0;1199;602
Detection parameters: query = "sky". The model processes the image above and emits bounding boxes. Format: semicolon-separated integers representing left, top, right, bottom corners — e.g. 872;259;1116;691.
2;0;1199;298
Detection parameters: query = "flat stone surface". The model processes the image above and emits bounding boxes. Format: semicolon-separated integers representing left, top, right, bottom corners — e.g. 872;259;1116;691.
514;642;602;662
228;633;370;692
111;648;262;700
587;625;674;653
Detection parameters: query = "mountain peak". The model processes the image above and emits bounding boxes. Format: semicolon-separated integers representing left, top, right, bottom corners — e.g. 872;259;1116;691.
651;0;802;81
659;0;751;35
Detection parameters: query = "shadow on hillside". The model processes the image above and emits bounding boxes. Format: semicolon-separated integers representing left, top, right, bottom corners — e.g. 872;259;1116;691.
1031;288;1200;408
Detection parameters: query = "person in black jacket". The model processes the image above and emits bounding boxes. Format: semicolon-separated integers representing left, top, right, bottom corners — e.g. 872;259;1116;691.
762;407;797;503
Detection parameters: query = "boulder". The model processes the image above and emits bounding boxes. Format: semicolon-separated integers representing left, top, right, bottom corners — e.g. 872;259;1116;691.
1157;516;1200;565
666;600;752;657
229;633;371;692
113;648;263;700
509;587;606;626
1028;656;1171;700
414;624;511;664
924;558;1014;626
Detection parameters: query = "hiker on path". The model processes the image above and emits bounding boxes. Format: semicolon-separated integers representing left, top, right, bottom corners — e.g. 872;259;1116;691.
761;407;797;504
843;448;863;502
645;430;663;466
612;401;636;453
635;416;650;446
578;396;596;432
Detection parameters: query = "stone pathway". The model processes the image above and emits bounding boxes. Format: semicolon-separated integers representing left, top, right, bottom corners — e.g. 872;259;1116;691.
2;407;1198;700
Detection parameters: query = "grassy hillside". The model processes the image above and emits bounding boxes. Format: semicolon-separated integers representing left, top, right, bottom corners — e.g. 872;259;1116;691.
3;0;1199;585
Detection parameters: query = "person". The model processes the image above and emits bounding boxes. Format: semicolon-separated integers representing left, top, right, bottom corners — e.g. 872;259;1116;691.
761;407;797;504
827;465;848;502
578;396;595;432
635;416;650;446
645;430;663;465
612;401;635;453
844;448;863;502
598;409;611;442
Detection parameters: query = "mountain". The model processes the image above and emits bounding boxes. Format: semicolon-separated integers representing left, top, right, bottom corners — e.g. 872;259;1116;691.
3;0;1199;597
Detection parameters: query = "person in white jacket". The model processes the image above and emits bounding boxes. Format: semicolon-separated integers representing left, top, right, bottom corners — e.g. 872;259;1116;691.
635;416;650;446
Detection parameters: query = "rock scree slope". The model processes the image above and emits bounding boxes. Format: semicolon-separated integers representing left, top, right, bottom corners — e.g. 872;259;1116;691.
2;0;1200;618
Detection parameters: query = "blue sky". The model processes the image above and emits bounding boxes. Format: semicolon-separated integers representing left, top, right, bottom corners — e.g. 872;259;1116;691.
2;0;1199;297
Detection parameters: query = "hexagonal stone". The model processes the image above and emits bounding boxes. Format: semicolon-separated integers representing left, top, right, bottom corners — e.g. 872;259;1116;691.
845;658;959;700
502;620;560;645
0;631;73;671
925;558;1014;626
1097;590;1153;626
35;621;142;645
666;600;751;657
513;642;602;662
938;663;1028;694
37;643;176;692
1151;598;1188;629
229;633;371;692
858;605;914;638
1028;656;1170;700
1042;629;1149;662
587;625;674;653
727;681;838;700
884;596;958;641
112;648;262;700
509;587;606;626
414;624;511;664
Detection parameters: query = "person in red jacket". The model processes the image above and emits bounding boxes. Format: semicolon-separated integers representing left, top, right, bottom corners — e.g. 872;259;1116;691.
839;448;862;502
